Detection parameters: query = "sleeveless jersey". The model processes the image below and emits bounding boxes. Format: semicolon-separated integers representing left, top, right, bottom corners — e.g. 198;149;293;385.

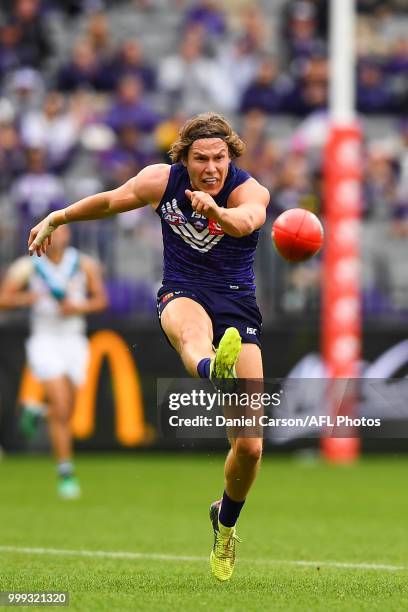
25;247;87;335
155;163;259;290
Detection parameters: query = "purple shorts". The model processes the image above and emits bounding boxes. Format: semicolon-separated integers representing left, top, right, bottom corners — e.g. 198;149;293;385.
157;284;262;348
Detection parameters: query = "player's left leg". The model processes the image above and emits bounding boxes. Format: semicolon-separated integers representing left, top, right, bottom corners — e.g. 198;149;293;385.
44;375;80;499
210;343;263;581
225;343;263;498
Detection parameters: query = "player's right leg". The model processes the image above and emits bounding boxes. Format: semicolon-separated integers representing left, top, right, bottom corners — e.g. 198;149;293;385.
43;376;80;499
160;297;215;377
160;296;242;382
210;327;241;380
26;335;82;498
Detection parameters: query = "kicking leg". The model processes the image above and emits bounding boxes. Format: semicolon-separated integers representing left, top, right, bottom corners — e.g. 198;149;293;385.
160;297;214;377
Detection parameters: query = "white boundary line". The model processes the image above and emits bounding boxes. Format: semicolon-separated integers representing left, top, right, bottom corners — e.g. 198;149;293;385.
0;546;405;572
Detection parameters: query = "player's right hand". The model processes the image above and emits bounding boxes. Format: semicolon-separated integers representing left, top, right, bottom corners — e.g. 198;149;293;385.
28;214;58;257
59;299;82;316
13;291;39;308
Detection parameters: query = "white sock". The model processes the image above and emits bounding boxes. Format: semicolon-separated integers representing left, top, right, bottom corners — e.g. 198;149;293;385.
57;461;74;478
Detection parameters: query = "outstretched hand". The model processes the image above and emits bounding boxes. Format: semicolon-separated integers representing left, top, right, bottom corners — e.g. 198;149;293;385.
28;214;58;257
185;189;219;220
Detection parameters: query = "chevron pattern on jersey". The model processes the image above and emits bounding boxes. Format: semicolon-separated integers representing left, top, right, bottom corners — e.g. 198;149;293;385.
161;199;224;253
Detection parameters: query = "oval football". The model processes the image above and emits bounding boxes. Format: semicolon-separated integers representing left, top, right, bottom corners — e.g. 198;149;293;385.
272;208;324;262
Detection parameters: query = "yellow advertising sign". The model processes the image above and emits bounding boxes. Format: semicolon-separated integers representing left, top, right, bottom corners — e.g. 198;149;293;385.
18;330;151;446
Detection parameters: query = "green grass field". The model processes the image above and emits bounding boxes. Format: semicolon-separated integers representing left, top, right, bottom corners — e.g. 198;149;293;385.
0;452;407;611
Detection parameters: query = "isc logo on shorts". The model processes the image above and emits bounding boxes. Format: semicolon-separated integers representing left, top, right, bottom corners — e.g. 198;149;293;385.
246;327;257;335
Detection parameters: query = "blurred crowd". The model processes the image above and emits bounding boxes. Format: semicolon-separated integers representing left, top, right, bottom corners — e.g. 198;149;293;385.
0;0;407;320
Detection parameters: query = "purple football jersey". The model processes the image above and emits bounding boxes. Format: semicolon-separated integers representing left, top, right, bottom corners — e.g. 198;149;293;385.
156;163;259;290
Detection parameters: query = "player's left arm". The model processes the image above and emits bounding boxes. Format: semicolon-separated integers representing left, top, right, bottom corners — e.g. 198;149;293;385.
186;178;270;238
220;179;270;237
60;256;109;316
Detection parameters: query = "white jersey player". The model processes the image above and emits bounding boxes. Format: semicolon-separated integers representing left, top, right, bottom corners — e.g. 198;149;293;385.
0;225;107;498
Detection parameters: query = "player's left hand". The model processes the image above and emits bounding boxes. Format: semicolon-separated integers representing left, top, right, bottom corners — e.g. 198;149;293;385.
185;189;220;220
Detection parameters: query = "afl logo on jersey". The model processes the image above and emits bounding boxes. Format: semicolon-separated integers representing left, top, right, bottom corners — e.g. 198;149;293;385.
162;199;187;226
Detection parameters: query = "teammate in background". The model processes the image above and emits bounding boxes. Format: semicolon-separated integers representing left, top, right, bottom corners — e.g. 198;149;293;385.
0;224;108;499
27;113;269;579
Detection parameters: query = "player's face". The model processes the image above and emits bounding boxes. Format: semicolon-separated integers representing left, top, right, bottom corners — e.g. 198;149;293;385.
185;139;231;196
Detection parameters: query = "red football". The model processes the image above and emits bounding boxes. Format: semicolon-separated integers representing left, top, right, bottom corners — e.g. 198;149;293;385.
272;208;324;262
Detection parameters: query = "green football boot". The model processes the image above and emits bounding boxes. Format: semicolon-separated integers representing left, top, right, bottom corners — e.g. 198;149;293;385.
210;327;242;380
19;404;44;439
209;500;241;581
58;476;81;500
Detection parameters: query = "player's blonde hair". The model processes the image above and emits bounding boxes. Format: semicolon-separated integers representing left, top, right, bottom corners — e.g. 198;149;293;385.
169;112;245;162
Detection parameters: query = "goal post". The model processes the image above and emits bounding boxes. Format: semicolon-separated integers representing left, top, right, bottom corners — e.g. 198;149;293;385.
321;0;362;462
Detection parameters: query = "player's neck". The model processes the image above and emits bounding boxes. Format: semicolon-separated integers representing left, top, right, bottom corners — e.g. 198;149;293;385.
47;249;65;264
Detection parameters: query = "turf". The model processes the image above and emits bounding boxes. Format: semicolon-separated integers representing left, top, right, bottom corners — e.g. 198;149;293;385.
0;453;407;611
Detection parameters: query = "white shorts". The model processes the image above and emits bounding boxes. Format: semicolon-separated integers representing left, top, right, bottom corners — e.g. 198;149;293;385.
26;334;89;387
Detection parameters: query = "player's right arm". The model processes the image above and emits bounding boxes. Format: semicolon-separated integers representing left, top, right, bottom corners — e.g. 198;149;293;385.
28;164;170;257
0;258;36;310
